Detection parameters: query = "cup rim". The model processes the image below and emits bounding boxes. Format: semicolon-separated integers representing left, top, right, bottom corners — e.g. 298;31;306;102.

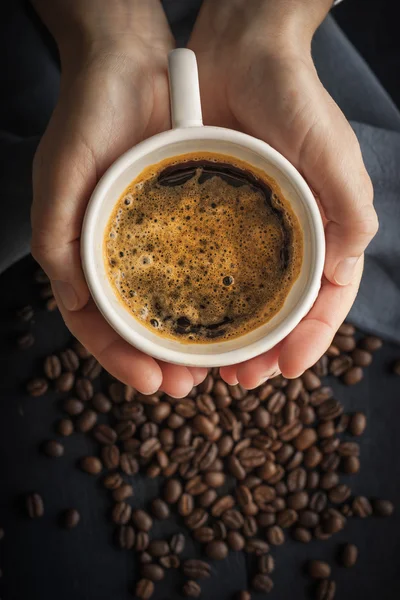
81;125;325;367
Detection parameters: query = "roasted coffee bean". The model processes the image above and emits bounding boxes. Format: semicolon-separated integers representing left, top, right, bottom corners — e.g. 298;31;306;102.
204;472;225;488
310;387;333;407
76;409;97;433
233;438;251;455
299;405;316;426
287;492;309;511
258;461;278;482
151;499;170;520
227;530;245;551
321;509;346;534
309;492;327;513
44;355;62;380
267;391;286;414
302;370;321;391
298;510;319;528
312;356;329;377
372;499;394;517
168;532;185;555
185;476;207;496
42;440;64;458
193;414;215;437
320;473;339;491
81;356;102;380
342;456;360;474
185;508;208;530
148;539;170;558
160;554;180;569
140;437;161;458
59;349;79;372
227;455;246;480
275;444;294;464
168;413;185;428
135;578;154;599
56;372;75;392
112;502;132;525
340;543;358;567
307;471;320;490
182;581;201;598
317;421;336;438
175;399;197;418
119;453;139;475
63;398;84;416
112;483;133;502
211;495;235;518
278;421;303;442
62;508;80;529
170;446;195;464
309;560;331;579
75;377;93;401
93;424;117;445
139;552;152;564
238;447;266;469
258;554;275;575
335;414;350;434
194;527;215;543
222;509;244;529
342;366;363;385
285;379;303;401
317;400;343;421
349;412;367;436
116;525;135;549
176;425;192;447
359;335;382;352
17;332;35;350
319;436;340;454
243;516;258;537
304;447;323;469
252;574;274;593
351;348;372;367
238;395;259;412
352;496;372;518
92;393;112;414
16;305;34;322
328;484;351;504
103;472;123;490
196;393;216;416
276;509;298;528
136;532;150;552
341;505;353;518
320;453;340;472
115;420;135;441
287;468;307;492
266;525;284;546
253;407;271;429
132;510;153;532
292;527;312;543
253;485;276;509
285;451;304;471
337;322;355;336
183;560;211;579
338;442;360;457
26;493;44;518
316;579;336;600
80;456;102;475
57;418;74;437
199;490;219;509
275;481;288;496
72;340;91;360
178;493;194;517
245;539;270;555
333;334;356;352
329;356;352;377
114;401;144;422
141;564;165;582
27;378;48;397
205;540;228;560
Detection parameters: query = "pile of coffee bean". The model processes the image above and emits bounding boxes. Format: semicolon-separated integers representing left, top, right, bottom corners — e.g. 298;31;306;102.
19;315;396;600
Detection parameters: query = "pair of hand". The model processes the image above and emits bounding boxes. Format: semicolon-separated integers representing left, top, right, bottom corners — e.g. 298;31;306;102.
31;0;377;398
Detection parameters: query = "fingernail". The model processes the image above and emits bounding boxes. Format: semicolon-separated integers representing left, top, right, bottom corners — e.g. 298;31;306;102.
334;257;360;286
258;376;269;386
52;281;79;311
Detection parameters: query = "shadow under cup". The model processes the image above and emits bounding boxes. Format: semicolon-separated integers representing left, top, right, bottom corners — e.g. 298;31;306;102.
81;126;325;368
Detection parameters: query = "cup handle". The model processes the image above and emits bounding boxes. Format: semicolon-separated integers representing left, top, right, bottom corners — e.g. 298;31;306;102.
168;49;203;129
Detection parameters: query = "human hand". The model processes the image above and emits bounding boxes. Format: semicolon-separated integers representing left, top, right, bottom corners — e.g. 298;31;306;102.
189;0;378;387
31;0;208;396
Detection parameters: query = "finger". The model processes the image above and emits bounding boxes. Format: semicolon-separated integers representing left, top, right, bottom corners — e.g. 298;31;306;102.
219;365;239;386
298;95;378;286
158;362;194;398
188;367;209;386
52;293;163;394
279;257;363;378
236;344;282;390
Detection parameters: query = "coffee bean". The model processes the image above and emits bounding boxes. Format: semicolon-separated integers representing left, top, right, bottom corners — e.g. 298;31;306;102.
320;473;339;491
80;456;102;475
299;405;316;426
333;334;356;352
27;378;48;397
112;502;132;525
352;496;372;518
26;493;44;518
312;355;329;377
136;531;150;552
238;447;266;469
278;421;303;442
329;356;352;377
310;387;333;407
92;393;112;414
342;367;363;386
193;414;215;437
164;479;183;504
307;471;320;489
185;508;208;530
131;510;152;532
211;495;235;517
292;527;312;543
151;499;170;520
116;525;135;549
338;442;360;457
317;421;336;438
56;372;75;392
59;349;79;372
57;418;74;437
302;370;321;391
81;356;102;380
112;483;133;502
76;409;97;433
349;412;367;436
140;552;152;564
266;525;284;545
258;554;275;575
75;377;93;401
222;509;244;529
205;540;228;560
244;538;269;556
183;559;212;580
120;453;139;476
339;543;358;568
309;560;331;579
93;424;117;445
182;581;201;598
277;509;298;528
44;355;62;380
42;440;64;458
17;332;35;350
204;472;225;488
287;468;307;492
316;579;336;600
227;455;246;480
359;335;382;352
185;476;207;496
320;453;340;472
319;437;340;454
236;592;251;600
63;398;84;416
141;564;165;582
317;400;343;421
242;516;258;538
135;578;154;599
194;527;215;543
103;472;123;490
321;509;346;534
148;539;169;557
297;510;319;528
336;415;351;434
227;530;245;551
342;456;360;474
212;521;228;540
160;554;180;569
16;305;34;322
304;447;323;469
140;437;161;458
351;348;372;367
328;484;351;504
252;574;274;593
62;508;80;529
167;532;184;555
267;391;286;414
287;491;309;511
372;498;394;517
309;492;327;513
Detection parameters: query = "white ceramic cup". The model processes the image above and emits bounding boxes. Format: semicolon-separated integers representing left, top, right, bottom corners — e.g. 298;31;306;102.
81;48;325;368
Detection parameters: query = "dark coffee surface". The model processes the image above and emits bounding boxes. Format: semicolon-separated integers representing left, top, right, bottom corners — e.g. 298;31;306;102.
105;152;303;343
